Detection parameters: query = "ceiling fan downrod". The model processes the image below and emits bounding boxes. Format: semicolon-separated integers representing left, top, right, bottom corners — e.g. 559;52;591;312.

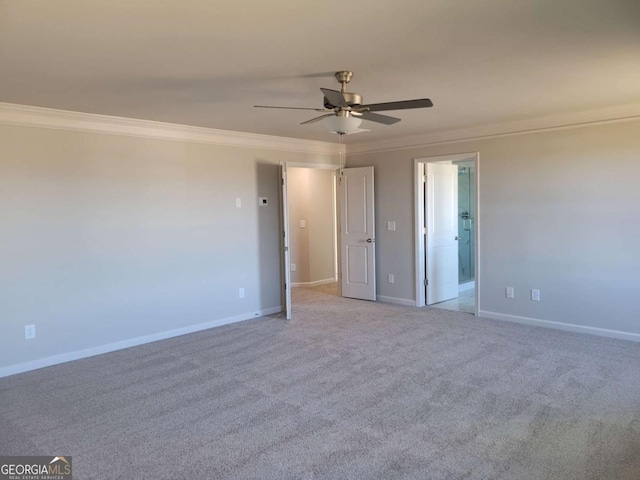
324;71;362;109
334;71;353;93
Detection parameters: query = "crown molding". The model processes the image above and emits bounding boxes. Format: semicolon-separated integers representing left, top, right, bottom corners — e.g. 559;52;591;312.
5;101;638;159
347;103;640;156
0;102;344;157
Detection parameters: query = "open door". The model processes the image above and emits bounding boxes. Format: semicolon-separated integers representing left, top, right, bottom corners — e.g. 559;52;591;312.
426;163;459;305
339;167;376;301
280;163;292;319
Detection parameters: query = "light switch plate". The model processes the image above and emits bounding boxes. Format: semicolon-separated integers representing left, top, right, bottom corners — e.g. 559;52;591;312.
299;220;306;228
25;324;36;339
387;221;396;231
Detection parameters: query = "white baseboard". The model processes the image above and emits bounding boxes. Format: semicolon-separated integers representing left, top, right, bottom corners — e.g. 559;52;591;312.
478;310;640;343
459;281;475;292
377;295;416;307
0;306;283;379
291;278;336;288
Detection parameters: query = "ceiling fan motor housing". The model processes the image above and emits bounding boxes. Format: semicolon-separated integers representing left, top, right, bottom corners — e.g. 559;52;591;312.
324;92;363;109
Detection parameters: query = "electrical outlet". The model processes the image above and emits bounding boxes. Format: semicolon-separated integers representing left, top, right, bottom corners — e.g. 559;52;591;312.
25;324;36;340
299;219;306;228
238;288;245;299
531;289;540;301
388;274;395;284
290;263;296;272
506;286;515;299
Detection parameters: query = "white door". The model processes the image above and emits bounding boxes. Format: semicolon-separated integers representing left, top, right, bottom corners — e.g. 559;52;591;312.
280;164;292;319
426;163;459;305
339;167;376;301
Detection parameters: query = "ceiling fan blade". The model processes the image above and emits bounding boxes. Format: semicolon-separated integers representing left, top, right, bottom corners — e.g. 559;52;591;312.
254;105;328;112
359;98;433;112
320;88;348;108
360;111;401;125
300;114;335;125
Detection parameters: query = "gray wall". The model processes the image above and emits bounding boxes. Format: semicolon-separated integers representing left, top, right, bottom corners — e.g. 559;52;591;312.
347;119;640;336
288;167;335;285
0;124;338;371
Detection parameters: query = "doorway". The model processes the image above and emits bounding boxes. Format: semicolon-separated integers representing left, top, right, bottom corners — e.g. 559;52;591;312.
280;163;377;319
287;166;338;290
414;153;480;315
281;164;341;320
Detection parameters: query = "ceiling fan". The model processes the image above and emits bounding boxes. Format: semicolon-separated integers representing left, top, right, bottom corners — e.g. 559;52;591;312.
254;71;433;135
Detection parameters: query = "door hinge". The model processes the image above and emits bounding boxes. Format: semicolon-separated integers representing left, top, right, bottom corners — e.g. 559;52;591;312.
423;227;427;235
424;278;428;286
284;246;288;252
422;174;426;183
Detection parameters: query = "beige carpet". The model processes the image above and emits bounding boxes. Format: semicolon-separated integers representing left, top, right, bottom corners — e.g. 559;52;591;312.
1;284;640;479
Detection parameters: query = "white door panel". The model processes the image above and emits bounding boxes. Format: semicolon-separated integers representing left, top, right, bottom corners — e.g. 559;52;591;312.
345;175;368;233
426;163;458;305
340;167;376;301
346;245;369;284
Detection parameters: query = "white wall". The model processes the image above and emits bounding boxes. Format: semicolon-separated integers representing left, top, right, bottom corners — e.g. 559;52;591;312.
287;167;335;285
347;119;640;339
0;122;339;375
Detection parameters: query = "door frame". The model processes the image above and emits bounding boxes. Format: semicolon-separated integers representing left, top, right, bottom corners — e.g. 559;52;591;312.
414;152;480;314
280;163;292;319
280;161;339;318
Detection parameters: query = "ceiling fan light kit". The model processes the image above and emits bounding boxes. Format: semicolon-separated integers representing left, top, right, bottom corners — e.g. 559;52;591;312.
323;114;363;135
255;71;433;136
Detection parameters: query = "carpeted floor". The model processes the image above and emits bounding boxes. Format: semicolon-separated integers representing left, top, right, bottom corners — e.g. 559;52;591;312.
1;284;640;479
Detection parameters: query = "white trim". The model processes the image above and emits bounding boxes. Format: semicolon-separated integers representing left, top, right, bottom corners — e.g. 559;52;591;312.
377;295;416;307
291;278;336;288
478;310;640;343
0;102;342;156
414;153;480;316
4;102;640;158
348;103;640;155
285;161;344;169
280;162;292;320
0;306;282;379
414;160;425;307
332;171;339;283
459;281;475;292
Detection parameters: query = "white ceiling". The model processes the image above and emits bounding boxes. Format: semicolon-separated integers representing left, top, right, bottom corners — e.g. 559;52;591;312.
1;0;639;145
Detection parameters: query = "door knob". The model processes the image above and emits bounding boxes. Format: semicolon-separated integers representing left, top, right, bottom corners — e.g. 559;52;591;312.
366;238;375;243
455;236;460;241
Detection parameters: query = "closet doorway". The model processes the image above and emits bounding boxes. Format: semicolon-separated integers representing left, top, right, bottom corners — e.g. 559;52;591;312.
287;166;338;293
